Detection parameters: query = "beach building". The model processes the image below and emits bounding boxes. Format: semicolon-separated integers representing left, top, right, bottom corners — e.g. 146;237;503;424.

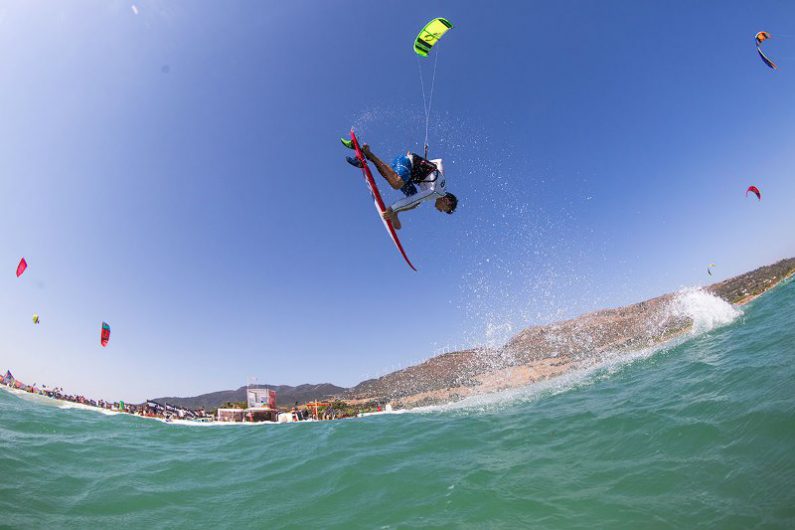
216;387;279;423
247;387;277;408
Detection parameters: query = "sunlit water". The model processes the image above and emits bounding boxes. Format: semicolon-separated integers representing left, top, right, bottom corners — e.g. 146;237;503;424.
1;282;793;528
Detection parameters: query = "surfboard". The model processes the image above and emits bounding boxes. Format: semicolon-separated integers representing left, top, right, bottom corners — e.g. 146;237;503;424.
349;130;417;271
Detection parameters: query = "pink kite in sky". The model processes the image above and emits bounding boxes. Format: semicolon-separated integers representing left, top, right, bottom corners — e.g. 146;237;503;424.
16;258;27;278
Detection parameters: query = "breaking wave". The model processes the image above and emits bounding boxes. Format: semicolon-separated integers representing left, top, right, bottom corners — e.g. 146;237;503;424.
670;287;742;333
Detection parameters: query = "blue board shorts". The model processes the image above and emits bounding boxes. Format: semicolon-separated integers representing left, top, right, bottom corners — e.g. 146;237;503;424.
391;155;418;196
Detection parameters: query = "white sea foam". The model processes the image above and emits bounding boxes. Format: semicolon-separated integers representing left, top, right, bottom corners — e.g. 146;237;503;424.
670;287;742;334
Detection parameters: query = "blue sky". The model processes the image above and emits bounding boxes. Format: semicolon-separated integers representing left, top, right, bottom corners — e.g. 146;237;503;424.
1;1;794;402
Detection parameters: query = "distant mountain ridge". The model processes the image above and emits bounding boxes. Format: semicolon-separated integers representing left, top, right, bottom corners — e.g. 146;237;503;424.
152;383;347;411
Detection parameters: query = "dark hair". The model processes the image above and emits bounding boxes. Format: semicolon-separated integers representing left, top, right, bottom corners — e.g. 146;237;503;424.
444;193;458;214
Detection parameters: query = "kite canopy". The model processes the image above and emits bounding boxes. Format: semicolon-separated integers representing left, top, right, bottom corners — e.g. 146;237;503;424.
100;322;111;347
755;31;777;70
746;185;761;200
414;18;453;57
707;263;716;276
32;314;40;325
16;258;27;278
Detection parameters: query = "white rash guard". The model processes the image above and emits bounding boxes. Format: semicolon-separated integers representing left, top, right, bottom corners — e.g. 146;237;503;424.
390;158;447;213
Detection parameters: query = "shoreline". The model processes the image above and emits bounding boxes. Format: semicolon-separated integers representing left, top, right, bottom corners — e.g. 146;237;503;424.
0;385;275;426
0;383;381;426
729;269;793;306
4;258;793;417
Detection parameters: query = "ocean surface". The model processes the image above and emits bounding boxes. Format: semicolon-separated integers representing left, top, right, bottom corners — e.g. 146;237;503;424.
1;282;794;529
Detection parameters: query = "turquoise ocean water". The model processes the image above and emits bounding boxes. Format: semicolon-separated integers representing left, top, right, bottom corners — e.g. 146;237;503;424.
1;282;794;528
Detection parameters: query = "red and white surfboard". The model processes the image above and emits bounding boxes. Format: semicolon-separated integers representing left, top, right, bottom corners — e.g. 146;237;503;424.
349;130;417;271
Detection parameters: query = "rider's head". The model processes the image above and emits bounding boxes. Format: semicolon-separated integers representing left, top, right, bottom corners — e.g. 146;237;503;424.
435;193;458;214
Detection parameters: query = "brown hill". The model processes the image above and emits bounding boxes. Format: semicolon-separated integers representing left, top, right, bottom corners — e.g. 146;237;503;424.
345;258;795;408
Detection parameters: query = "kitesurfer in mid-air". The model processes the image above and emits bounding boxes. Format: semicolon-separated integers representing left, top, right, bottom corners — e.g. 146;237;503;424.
345;144;457;229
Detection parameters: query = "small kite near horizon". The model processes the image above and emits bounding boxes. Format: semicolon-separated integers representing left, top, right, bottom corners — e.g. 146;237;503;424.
32;314;40;325
707;263;717;276
101;321;111;347
746;185;762;200
16;258;27;278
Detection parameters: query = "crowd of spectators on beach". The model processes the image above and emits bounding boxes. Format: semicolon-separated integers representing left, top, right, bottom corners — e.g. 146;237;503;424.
0;370;210;422
2;370;393;423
